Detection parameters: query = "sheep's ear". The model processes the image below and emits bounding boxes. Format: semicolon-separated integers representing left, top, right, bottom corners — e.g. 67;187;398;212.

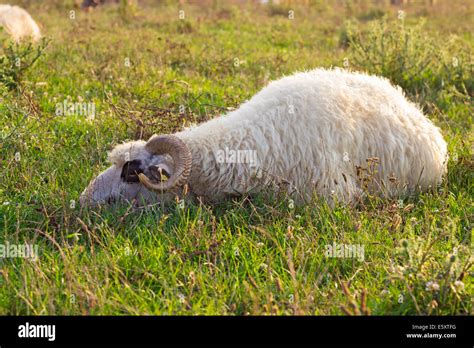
121;160;143;183
149;165;170;182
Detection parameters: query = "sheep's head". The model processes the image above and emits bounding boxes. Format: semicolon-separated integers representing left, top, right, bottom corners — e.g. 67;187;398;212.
79;135;192;206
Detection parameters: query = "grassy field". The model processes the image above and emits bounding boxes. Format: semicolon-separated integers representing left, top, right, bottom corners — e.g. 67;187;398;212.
0;0;472;315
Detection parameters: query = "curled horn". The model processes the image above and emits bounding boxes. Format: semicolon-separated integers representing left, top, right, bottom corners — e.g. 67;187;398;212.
138;135;192;192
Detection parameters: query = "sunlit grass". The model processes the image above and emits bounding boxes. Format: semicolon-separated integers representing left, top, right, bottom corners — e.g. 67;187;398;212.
0;0;472;315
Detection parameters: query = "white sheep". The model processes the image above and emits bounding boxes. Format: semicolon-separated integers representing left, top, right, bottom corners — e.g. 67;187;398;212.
0;4;41;42
80;68;448;206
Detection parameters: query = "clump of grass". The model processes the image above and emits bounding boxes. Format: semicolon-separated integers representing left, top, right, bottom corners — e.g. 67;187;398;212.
119;0;139;22
0;37;49;90
267;4;293;18
387;223;472;315
345;16;473;110
357;8;386;22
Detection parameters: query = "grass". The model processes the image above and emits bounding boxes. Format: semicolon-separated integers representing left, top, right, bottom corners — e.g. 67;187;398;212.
0;0;472;315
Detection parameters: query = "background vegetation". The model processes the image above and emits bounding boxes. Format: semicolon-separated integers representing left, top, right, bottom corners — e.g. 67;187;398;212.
0;0;472;315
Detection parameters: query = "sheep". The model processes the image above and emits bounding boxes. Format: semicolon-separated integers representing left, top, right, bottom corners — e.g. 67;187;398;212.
0;4;41;42
80;68;448;207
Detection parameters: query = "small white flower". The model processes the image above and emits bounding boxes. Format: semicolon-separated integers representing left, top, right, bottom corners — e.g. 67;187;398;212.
397;10;405;20
454;280;464;291
396;265;405;273
178;293;186;303
425;281;440;292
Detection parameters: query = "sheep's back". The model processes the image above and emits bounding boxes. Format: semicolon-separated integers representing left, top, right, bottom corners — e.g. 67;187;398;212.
181;68;447;202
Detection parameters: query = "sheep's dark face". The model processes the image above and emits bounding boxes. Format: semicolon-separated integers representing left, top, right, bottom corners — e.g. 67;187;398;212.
79;145;176;207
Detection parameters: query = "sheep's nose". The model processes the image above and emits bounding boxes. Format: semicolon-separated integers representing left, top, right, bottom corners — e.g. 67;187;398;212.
106;196;116;204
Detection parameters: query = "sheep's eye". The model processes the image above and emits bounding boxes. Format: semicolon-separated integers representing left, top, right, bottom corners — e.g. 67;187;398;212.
121;160;143;183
